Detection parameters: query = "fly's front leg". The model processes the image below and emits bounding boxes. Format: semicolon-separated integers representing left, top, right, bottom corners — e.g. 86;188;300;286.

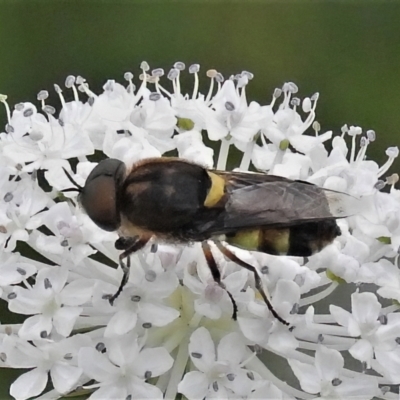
109;235;151;305
201;241;238;320
213;240;289;326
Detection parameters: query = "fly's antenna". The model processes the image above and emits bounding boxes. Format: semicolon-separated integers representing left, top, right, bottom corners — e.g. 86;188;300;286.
62;168;83;193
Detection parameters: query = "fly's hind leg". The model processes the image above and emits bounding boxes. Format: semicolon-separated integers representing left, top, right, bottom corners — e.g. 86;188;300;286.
213;240;289;326
109;236;150;305
201;241;238;320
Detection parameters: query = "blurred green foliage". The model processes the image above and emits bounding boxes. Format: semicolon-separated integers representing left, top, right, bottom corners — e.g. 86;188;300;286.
0;1;399;398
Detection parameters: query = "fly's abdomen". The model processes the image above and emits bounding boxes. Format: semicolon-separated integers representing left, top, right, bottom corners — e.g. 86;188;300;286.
225;220;341;257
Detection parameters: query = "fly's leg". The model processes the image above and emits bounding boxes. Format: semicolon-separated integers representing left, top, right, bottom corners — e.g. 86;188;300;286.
109;236;150;305
201;241;238;320
213;240;289;326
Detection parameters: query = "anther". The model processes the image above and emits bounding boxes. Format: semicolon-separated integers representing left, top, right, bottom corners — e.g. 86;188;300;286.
261;266;269;274
378;314;388;325
64;353;73;360
65;75;76;88
331;378;342;386
387;173;399;186
23;108;34;117
241;71;254;80
7;293;16;300
191;352;202;359
5;124;14;133
4;192;13;202
167;68;179;80
189;64;200;74
144;371;152;379
152;68;164;77
96;342;106;353
124;72;134;81
312;121;321;132
247;371;255;380
227;373;235;381
374;180;386;190
273;88;282;99
290;97;300;107
88;97;95;106
131;295;141;302
386;147;399;158
40;331;48;339
215;73;224;83
225;101;235;111
43;105;55;115
287;82;298;93
150;243;158;253
212;381;218;392
60;239;69;247
366;130;376;141
174;61;185;71
311;92;319;101
44;278;52;289
16;268;26;276
140;61;150;71
15;103;24;111
0;353;7;362
37;90;49;101
145;270;157;282
54;84;62;94
142;322;152;329
149;93;161;101
206;69;218;78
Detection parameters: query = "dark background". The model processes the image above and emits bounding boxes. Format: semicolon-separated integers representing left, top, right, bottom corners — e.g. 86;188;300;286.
0;1;399;398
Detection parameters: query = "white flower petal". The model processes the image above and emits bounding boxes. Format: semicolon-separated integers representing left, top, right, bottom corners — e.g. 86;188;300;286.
129;378;164;399
78;347;119;382
104;309;138;337
10;368;48;400
50;363;82;394
315;346;344;382
90;384;127;400
351;292;381;324
134;347;173;377
288;359;320;394
237;316;271;344
178;371;209;400
18;315;53;340
349;339;374;366
60;279;93;305
194;296;223;319
138;302;180;326
217;333;246;365
53;306;82;337
189;327;216;372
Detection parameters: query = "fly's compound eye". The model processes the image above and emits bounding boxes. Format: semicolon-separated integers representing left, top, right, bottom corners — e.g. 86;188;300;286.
80;159;126;232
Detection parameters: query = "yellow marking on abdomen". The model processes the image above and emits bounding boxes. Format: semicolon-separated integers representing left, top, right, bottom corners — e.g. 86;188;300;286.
204;172;225;207
261;228;290;255
226;230;260;251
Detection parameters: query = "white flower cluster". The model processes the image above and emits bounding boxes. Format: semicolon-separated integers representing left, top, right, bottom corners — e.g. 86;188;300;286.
0;61;399;400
